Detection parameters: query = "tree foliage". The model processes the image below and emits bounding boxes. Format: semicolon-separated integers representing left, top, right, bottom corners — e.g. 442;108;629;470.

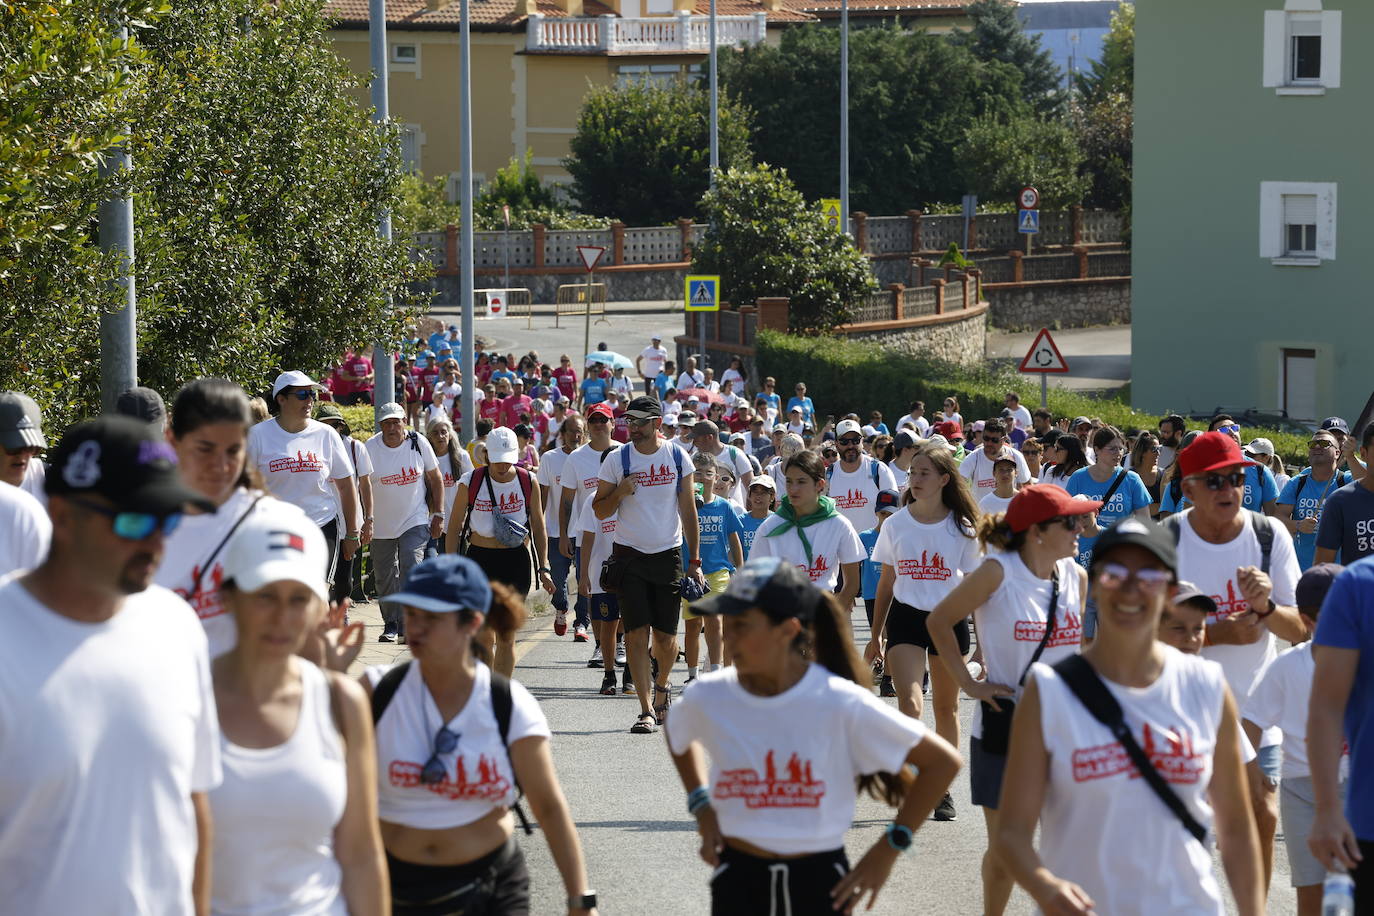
720;24;1026;213
565;79;752;224
393;153;607;233
1073;4;1133;210
692;165;876;333
949;0;1064;115
1076;2;1133;105
957;112;1088;209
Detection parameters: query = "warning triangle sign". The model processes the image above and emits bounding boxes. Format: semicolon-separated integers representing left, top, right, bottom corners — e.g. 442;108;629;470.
576;245;605;272
1018;327;1069;374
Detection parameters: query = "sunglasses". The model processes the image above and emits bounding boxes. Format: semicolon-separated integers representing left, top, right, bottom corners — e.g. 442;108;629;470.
1215;424;1240;435
982;435;1003;444
837;436;862;446
627;417;654;428
587;415;610;424
1095;561;1173;594
285;388;315;401
1189;471;1245;491
420;726;460;785
71;497;183;540
1045;515;1087;531
1308;441;1336;450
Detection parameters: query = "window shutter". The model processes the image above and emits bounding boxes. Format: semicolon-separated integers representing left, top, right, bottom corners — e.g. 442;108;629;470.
1321;11;1342;88
1283;194;1318;226
1316;185;1338;260
1262;10;1287;87
399;128;419;171
1258;184;1283;258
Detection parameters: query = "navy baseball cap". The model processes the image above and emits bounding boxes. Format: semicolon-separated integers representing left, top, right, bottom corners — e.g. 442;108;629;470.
388;554;493;614
1320;417;1350;435
875;489;901;514
1296;563;1344;610
690;556;824;622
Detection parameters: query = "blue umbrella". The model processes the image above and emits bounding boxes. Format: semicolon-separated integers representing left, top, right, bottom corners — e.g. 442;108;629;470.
584;351;634;371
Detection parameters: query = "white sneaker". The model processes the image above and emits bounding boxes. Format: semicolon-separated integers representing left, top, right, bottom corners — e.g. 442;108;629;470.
573;624;589;643
614;642;627;667
587;645;603;668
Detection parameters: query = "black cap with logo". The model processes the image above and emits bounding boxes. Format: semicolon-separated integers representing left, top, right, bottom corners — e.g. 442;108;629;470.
690;556;825;622
624;396;662;420
45;415;215;515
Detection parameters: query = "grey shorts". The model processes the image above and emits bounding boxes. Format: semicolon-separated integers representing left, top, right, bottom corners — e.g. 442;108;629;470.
969;737;1007;810
1281;775;1349;887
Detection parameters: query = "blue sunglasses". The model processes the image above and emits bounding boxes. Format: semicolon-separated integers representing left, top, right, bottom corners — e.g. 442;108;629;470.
420;726;460;785
71;497;183;540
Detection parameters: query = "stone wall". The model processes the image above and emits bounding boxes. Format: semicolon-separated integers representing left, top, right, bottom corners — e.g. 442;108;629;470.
982;277;1130;330
841;305;987;367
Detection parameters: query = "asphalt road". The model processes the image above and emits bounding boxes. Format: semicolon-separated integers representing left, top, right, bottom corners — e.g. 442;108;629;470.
986;326;1132;392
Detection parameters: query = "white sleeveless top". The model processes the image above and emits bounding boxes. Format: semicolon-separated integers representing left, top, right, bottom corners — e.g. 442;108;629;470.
367;661;549;830
971;551;1082;740
209;660;347;916
1030;648;1226;915
458;469;531;540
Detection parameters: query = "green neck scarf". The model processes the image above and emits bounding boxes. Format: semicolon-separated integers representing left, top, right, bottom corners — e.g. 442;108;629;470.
766;495;839;566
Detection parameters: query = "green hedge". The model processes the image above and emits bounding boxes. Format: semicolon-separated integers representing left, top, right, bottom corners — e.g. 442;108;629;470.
755;330;1310;466
338;405;376;441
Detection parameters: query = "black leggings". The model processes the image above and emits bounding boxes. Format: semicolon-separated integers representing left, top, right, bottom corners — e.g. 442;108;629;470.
387;837;530;916
711;845;849;916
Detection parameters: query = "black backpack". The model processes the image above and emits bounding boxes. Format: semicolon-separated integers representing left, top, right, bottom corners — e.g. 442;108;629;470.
371;662;534;834
1161;510;1273;573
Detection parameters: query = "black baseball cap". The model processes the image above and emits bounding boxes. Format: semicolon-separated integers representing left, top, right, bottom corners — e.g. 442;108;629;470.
114;386;167;428
1088;517;1178;576
46;415;214;515
892;430;918;452
690;556;824;622
624;396;661;420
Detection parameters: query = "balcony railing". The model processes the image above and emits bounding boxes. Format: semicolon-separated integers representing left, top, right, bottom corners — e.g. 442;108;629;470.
527;11;768;53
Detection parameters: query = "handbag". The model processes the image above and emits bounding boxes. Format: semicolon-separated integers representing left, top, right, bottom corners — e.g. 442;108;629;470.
980;568;1060;755
1053;654;1209;843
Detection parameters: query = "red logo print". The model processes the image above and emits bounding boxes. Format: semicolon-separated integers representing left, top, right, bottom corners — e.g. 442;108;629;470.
1206;580;1255;623
389;754;512;802
474;490;525;514
897;550;951;581
268;450;324;474
174;563;227;621
716;750;827;808
1014;610;1082;647
633;462;677;488
379;466;421;487
1072;722;1206;785
833;488;869;510
798;554;830;583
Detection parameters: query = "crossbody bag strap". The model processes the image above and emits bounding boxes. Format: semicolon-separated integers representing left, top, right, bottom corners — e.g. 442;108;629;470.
191;494;266;598
1100;469;1129;508
489;672;535;835
1017;568;1060;686
1053;655;1209;843
370;660;411;724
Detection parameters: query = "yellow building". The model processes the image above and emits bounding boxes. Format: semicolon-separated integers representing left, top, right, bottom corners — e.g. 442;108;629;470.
325;0;972;192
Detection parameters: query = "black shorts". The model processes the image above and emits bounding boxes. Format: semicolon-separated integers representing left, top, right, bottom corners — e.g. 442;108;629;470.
388;837;529;915
711;845;849;916
589;593;620;622
969;736;1008;810
466;544;533;596
1356;839;1374;915
885;600;970;656
617;545;682;635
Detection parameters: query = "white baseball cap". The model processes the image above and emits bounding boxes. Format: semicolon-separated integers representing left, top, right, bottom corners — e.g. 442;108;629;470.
377;402;406;423
486;426;519;464
222;501;329;602
271;370;320;399
836;419;863;438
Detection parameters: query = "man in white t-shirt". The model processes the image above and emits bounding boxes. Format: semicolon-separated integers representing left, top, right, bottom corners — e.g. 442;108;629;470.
895;400;931;437
1168;431;1306;889
691;420;753;502
365;402;443;643
0;391;46;503
540;414;586;641
958;418;1030;501
675;356;705;391
636;335;668;397
0;416;220;915
560;404;618;656
0;478;50;577
595;396;703;735
1003;391;1033;431
828;419;899;535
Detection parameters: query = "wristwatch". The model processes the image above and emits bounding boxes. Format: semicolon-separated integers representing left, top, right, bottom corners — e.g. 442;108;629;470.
568;891;597;909
538;566;552;574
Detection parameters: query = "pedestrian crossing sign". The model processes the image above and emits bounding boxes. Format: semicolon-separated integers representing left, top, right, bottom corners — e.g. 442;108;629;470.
1018;209;1040;234
685;275;720;312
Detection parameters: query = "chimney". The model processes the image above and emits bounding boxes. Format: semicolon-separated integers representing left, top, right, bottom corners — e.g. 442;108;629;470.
514;0;533;15
759;0;781;10
425;0;449;10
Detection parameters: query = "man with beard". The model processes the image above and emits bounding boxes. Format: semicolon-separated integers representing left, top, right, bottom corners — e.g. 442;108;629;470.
958;418;1031;502
0;417;220;913
826;418;898;536
1158;413;1187;471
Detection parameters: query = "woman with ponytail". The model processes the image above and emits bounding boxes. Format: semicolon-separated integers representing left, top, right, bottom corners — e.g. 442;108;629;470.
363;555;598;915
666;556;961;916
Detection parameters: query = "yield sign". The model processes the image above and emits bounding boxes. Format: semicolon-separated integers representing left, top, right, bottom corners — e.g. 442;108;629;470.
1018;327;1069;374
576;245;605;272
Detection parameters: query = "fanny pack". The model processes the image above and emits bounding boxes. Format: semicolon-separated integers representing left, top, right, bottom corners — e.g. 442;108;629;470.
484;468;530;547
981;568;1059;755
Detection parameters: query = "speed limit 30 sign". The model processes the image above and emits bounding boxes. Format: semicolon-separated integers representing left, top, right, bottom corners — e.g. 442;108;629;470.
1019;186;1040;210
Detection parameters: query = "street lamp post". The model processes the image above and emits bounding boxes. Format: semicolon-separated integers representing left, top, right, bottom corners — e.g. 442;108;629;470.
709;0;718;189
368;0;395;424
839;0;849;237
458;0;476;443
99;22;136;411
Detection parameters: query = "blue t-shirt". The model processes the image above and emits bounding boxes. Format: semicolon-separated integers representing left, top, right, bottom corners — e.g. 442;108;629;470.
490;369;516;385
786;396;815;424
1277;469;1352;570
859;526;882;601
871;422;890;436
762;392;781;414
737;509;768;558
580;377;607;405
689;496;745;574
1314;558;1374;840
655;372;672;398
427;331;447;353
1066;467;1153;567
1317;481;1374;565
1160;463;1278;516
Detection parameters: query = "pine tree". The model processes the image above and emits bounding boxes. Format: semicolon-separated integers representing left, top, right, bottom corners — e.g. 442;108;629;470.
950;0;1065;115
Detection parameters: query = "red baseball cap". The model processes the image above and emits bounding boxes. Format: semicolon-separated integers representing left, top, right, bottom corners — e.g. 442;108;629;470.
1004;483;1103;533
585;403;614;420
935;420;963;441
1176;431;1255;478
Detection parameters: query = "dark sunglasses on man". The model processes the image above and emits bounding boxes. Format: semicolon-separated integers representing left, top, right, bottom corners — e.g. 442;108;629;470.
1188;471;1245;491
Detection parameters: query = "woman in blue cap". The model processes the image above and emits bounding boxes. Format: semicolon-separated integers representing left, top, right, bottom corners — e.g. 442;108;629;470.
364;554;597;915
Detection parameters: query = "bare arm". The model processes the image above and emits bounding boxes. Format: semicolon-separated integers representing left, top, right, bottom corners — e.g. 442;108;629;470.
559;484;578;557
727;532;743;571
330;675;389;916
1211;688;1265;916
527;479;552;582
667;735;723;866
1308;645;1363;870
511;736;594;913
678;474;701;574
864;564;897;664
837;561;861;609
192;791;212;916
592;477;632;520
333;474;360;535
928;560;1006;698
444;483;469;554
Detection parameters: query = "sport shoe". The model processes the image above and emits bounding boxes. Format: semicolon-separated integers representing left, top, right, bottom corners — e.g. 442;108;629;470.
880;676;895;697
379;623;396;643
554;610;567;636
574;624;589;643
600;672;617;696
587;645;603;668
622;670;635;695
933;792;957;822
614;642;627;667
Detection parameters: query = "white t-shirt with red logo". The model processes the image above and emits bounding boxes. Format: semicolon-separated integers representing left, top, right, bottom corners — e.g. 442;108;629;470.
246;419;355;527
958;448;1031;501
598;440;691;555
578;497;617;595
1242;642;1347;780
433;447;475;533
1174;509;1299;748
155;489;296;658
1030;647;1226;915
972;551;1083;740
666;664;926;855
561;443;615;546
458;468;532;540
366;433;439;540
537;447;573;539
827;457;899;533
750;513;865;592
870;508;981;610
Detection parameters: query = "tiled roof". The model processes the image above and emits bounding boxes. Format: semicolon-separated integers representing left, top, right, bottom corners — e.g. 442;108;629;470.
326;0;811;29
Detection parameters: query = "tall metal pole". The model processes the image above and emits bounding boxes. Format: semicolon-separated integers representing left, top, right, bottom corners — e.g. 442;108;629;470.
709;0;718;189
368;0;395;424
839;0;849;237
458;0;476;443
99;22;136;412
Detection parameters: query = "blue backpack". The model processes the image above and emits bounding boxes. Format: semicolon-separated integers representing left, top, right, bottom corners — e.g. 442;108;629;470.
620;441;686;493
826;456;882;488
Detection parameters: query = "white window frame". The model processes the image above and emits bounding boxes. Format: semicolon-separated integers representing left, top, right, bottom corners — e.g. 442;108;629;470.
398;124;425;173
390;42;420;77
1259;181;1337;265
445;172;486;204
1262;6;1340;94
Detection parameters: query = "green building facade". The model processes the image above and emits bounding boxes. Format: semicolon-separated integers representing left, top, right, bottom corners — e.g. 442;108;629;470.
1132;0;1363;424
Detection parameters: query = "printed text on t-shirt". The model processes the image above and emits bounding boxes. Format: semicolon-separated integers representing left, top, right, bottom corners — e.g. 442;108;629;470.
715;750;826;808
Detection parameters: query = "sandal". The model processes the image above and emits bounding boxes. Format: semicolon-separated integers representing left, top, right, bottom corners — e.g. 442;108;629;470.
654;683;672;724
600;672;617;696
630;711;658;734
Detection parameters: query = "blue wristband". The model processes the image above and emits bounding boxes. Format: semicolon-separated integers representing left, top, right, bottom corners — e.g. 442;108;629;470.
687;786;711;815
884;822;914;853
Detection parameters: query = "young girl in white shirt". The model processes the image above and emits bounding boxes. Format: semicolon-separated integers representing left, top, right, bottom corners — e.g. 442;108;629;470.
667;557;960;916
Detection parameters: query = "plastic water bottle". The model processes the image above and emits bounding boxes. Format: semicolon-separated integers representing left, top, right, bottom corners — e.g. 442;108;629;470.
1322;867;1356;916
966;660;984;681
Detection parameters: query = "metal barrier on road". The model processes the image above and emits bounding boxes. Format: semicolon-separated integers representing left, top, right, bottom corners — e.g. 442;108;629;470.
555;283;609;327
